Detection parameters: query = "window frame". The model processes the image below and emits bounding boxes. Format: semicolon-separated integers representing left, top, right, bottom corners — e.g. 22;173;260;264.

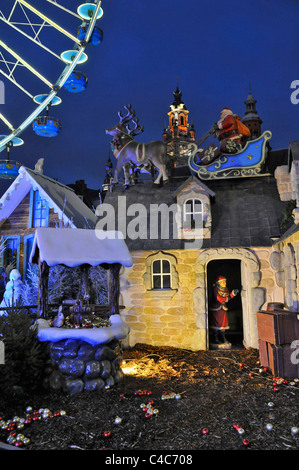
23;234;35;279
144;251;179;296
29;189;49;228
1;235;21;271
152;258;172;290
183;198;203;229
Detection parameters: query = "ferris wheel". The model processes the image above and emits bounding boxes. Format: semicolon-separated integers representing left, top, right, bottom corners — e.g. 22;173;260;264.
0;0;104;178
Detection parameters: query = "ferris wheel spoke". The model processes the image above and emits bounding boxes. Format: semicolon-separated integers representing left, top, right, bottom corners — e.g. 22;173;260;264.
0;114;15;132
0;40;53;88
18;1;42;39
45;0;81;19
0;13;61;60
17;0;81;45
0;42;89;150
0;68;34;99
0;0;105;156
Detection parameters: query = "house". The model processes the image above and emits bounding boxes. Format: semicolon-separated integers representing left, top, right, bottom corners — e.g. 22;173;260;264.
98;88;297;352
0;165;98;280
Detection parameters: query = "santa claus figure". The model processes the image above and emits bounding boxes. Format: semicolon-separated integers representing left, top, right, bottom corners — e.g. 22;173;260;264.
209;275;239;346
216;108;250;153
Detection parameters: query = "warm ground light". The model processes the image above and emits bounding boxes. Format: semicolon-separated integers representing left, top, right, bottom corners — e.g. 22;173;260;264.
0;344;298;451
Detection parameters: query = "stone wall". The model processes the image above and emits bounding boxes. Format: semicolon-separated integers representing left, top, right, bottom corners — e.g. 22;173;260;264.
120;247;281;351
120;250;199;350
274;230;299;311
254;248;284;306
274;165;293;202
44;339;124;395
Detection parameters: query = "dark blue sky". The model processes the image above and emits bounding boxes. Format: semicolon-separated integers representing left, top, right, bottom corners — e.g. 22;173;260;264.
0;0;298;189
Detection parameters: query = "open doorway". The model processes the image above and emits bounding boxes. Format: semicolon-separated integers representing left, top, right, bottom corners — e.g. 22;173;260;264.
207;259;243;349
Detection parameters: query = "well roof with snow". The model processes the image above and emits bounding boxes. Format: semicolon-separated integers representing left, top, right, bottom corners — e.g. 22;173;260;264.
29;227;133;268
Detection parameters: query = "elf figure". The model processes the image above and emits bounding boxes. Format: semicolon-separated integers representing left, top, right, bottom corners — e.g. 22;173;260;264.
209;275;239;347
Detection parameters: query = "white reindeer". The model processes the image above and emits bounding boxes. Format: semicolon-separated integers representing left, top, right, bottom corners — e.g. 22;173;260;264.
106;105;168;187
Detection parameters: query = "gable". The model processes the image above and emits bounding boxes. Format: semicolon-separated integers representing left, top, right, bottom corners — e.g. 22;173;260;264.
173;176;215;199
0;192;31;231
0;167;97;229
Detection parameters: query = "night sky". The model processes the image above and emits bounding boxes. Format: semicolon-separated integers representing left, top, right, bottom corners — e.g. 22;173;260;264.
0;0;298;190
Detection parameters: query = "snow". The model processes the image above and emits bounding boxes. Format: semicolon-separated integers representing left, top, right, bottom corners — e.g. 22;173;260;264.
0;166;97;229
35;314;130;346
0;269;24;316
29;227;133;268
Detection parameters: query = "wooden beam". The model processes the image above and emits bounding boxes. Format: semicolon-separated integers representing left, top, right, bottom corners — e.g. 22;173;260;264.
108;263;121;315
37;259;49;318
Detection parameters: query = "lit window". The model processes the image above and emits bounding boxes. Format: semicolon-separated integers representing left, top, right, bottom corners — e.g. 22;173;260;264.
32;190;49;227
4;238;18;266
152;259;171;289
1;236;20;270
183;198;203;229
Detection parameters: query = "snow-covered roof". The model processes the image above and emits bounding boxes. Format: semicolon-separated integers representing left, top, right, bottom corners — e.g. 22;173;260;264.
29;227;133;268
0;166;97;229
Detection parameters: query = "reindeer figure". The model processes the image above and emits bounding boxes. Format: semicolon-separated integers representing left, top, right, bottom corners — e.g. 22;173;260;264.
106;105;169;187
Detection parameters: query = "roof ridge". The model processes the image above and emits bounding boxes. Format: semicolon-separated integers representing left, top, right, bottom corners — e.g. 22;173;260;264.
22;166;75;193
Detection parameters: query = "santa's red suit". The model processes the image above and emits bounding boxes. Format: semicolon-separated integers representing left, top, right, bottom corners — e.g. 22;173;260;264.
216;108;243;152
209;278;237;330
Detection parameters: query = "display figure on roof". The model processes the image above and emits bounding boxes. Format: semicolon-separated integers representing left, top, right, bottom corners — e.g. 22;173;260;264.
209;275;239;347
195;107;251;165
215;107;251;153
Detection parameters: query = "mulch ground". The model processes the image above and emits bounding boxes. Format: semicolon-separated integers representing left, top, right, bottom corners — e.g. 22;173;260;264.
0;343;299;453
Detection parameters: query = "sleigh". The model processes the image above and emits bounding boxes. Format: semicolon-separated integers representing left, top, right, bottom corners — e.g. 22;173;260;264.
188;131;272;180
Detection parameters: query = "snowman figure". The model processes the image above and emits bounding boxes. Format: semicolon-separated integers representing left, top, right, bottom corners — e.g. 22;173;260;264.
0;269;24;315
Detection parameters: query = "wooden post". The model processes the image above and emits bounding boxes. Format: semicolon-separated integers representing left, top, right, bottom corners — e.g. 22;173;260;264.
108;263;121;315
37;259;49;318
82;264;90;300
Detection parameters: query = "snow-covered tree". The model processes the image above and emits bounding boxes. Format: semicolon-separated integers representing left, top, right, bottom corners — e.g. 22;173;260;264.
21;264;108;307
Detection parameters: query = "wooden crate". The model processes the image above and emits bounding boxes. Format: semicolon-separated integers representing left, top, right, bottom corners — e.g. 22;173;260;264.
258;339;299;378
256;310;299;346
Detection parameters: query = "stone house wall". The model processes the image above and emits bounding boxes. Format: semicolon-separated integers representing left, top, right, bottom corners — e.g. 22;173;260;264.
274;230;299;312
120;246;282;351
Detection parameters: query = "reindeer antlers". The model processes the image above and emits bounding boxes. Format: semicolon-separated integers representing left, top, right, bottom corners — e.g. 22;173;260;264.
118;104;135;125
117;105;144;136
126;118;144;137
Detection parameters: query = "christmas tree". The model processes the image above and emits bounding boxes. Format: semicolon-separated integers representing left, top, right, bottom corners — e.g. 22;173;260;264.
0;305;48;396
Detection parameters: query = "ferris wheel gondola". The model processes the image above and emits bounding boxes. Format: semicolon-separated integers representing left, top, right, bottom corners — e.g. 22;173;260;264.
0;0;104;177
0;133;23;179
